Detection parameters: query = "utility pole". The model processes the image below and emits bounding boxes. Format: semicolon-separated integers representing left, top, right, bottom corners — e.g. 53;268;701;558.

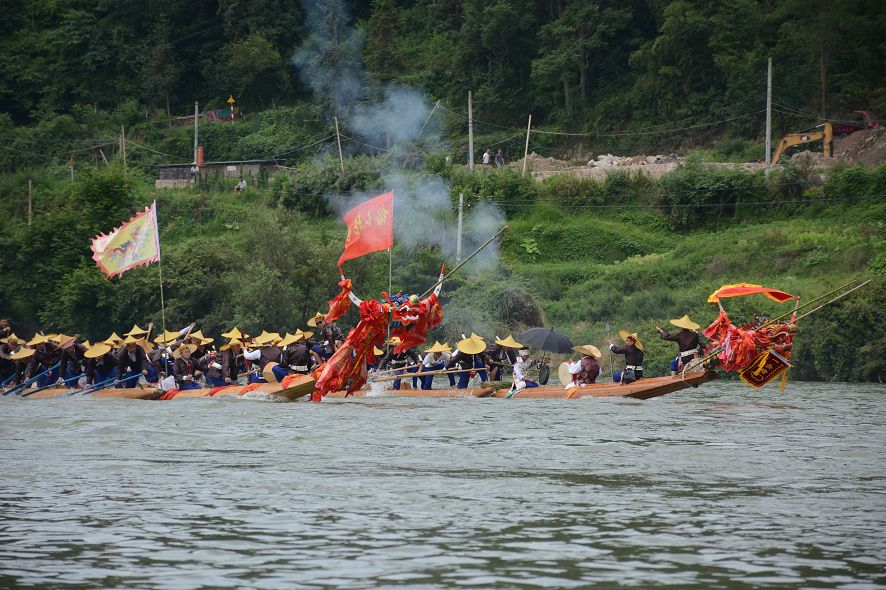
193;102;199;164
456;192;464;262
28;178;32;226
468;91;474;170
334;116;344;173
765;57;772;177
522;114;532;177
121;125;127;169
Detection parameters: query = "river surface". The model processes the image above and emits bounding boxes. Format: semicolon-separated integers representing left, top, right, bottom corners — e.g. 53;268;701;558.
1;380;884;589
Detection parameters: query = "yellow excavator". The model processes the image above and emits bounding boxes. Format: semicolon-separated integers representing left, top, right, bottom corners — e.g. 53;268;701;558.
771;122;833;165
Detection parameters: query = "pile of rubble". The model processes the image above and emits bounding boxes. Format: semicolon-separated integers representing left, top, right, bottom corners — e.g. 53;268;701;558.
833;127;886;166
587;153;682;168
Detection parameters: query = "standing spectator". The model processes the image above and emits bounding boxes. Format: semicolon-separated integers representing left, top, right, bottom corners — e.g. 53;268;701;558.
235;176;247;192
495;149;504;168
482;148;491;165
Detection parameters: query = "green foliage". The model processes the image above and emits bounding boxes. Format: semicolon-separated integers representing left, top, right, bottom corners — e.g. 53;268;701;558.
450;167;538;216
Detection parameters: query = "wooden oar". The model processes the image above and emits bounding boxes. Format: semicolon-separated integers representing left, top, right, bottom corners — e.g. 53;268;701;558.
371;367;483;383
371;364;420;376
792;279;871;322
71;377;118;397
21;372;84;397
3;363;61;397
759;278;861;329
419;225;507;298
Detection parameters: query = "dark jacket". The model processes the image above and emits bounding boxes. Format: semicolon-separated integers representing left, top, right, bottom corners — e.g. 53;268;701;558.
86;352;117;385
446;350;491;370
659;329;702;353
221;348;243;381
25;345;63;381
173;356;200;388
116;345;148;374
576;356;600;384
199;351;224;381
610;343;644;367
380;348;420;370
282;344;313;372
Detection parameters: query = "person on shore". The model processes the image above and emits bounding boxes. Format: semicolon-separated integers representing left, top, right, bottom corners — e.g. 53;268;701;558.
567;345;601;388
657;315;704;375
482;148;491;165
235;176;247;192
115;335;149;388
173;344;202;389
447;333;491;389
608;331;644;383
512;349;539;391
495;149;504;168
419;341;453;390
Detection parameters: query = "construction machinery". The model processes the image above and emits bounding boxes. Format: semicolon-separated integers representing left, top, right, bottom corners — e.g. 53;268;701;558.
771;121;833;165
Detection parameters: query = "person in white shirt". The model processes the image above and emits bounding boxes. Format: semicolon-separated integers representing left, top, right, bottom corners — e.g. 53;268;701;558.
513;349;539;390
420;341;453;390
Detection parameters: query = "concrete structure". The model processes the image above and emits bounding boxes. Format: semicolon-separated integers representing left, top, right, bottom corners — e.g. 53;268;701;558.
155;159;286;189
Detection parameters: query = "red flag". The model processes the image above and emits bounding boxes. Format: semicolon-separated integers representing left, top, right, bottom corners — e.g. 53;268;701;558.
338;191;394;268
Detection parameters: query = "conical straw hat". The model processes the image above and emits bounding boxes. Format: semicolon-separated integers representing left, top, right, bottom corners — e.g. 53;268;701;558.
573;344;602;359
11;347;35;360
278;332;302;348
220;338;242;351
104;332;123;346
84;342;112;359
221;327;247;339
307;312;326;327
125;324;148;336
618;330;644;350
457;335;486;355
494;334;523;349
669;314;700;330
424;341;452;353
154;330;180;345
27;334;49;346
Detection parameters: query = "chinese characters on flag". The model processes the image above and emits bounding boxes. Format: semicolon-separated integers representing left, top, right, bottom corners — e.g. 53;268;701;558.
338;191;394;269
739;349;792;388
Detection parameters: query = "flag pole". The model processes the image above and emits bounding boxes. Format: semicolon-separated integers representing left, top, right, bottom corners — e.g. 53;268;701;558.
154;201;167;344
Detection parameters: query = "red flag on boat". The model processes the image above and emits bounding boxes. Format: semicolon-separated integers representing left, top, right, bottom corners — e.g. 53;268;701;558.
338;191;394;269
707;283;797;304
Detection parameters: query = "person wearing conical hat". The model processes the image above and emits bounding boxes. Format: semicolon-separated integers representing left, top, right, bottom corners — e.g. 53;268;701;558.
657;315;705;376
379;336;420;391
418;341;453;390
115;335;149;388
567;345;602;388
221;327;248;340
84;342;117;386
308;312;343;355
0;333;22;385
242;332;283;383
173;344;202;390
608;331;644;383
124;324;149;338
57;334;87;389
489;335;522;380
220;338;245;385
277;330;322;381
447;334;492;389
23;333;63;387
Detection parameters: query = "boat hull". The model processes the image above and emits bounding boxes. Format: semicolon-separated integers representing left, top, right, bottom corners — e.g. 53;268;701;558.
490;370;718;399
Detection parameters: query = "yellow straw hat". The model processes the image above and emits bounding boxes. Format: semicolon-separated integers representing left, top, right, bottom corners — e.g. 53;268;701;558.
57;334;78;350
573;344;602;359
221;327;248;339
172;343;198;358
307;312;326;327
669;315;701;330
124;324;148;336
27;334;49;346
386;336;401;345
123;334;141;345
220;338;242;351
494;335;524;349
11;347;35;360
84;342;112;359
373;346;384;356
424;341;451;353
278;332;302;348
618;330;644;351
104;332;123;346
154;330;180;345
252;330;273;345
299;330;314;340
457;335;486;355
1;333;20;344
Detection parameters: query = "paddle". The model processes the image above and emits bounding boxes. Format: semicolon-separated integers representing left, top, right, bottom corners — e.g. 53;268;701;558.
1;373;16;387
3;363;61;397
21;372;84;397
71;377;118;397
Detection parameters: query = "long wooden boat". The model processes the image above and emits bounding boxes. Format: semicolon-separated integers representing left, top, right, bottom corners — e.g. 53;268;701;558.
328;370;717;400
16;375;316;402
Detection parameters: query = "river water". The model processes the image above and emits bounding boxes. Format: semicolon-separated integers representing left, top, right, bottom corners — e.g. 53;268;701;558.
1;380;884;589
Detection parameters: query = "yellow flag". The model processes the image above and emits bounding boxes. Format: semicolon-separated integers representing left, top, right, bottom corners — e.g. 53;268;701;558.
91;201;160;278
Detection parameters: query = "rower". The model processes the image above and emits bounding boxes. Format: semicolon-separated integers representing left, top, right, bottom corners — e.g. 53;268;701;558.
115;335;149;388
173;344;202;389
657;315;704;375
0;333;22;385
308;312;343;353
57;334;85;388
200;347;226;387
490;335;521;380
220;337;245;385
419;341;453;390
23;333;62;387
379;337;420;390
567;345;602;388
513;349;539;391
447;333;491;389
243;331;282;383
84;342;116;385
608;331;644;383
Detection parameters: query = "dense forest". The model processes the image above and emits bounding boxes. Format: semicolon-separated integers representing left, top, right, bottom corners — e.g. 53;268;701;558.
1;0;884;382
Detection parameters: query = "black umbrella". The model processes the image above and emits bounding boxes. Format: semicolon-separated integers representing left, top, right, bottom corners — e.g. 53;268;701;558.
519;327;573;354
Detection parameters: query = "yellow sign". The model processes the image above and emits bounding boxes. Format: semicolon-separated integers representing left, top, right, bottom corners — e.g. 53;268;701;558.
227;95;236;104
739;349;792;388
